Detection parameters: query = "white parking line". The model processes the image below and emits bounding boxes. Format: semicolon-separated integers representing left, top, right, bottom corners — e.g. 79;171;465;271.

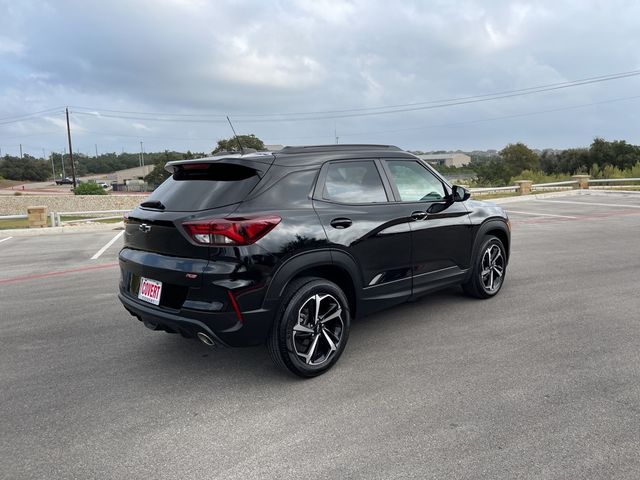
536;199;640;209
506;210;577;219
91;230;125;260
0;236;13;244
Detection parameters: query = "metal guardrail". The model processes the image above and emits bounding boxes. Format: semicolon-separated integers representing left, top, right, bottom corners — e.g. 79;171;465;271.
589;177;640;183
468;186;518;193
469;177;640;196
56;209;131;216
0;214;28;220
531;180;577;187
53;209;130;227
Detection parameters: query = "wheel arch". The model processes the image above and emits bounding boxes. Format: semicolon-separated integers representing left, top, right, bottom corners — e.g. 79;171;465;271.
473;218;511;263
263;249;362;318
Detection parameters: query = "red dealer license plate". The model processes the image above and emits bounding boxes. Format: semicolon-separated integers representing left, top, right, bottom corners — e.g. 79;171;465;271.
138;277;163;306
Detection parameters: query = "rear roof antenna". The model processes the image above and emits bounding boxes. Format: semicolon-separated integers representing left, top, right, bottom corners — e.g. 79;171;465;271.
226;116;245;154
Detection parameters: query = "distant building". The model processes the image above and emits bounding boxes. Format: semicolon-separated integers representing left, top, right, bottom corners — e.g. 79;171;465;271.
418;153;471;168
115;165;154;184
265;144;284;152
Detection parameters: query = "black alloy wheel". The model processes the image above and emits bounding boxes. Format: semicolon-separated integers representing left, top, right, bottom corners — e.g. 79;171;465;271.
268;277;350;377
462;235;507;299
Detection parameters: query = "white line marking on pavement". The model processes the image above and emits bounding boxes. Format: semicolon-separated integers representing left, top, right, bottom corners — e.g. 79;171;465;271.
506;210;577;219
536;199;640;209
91;230;125;260
0;236;13;244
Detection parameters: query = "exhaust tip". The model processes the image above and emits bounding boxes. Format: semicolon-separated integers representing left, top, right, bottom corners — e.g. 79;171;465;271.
143;320;160;331
197;332;216;347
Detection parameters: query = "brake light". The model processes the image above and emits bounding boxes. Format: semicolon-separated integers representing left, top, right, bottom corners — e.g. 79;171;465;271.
183;216;281;246
180;163;209;170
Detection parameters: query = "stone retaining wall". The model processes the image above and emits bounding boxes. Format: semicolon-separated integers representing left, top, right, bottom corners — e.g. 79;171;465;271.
0;195;146;215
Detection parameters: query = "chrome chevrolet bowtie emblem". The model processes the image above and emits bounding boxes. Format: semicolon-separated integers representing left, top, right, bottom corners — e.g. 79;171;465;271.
139;223;151;233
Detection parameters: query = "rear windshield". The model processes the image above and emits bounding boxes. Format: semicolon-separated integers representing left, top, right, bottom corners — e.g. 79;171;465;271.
143;163;261;212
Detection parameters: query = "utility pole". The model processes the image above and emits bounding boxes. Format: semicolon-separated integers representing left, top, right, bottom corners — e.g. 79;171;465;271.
44;148;55;180
65;107;77;188
140;141;145;168
19;144;23;158
95;144;98;158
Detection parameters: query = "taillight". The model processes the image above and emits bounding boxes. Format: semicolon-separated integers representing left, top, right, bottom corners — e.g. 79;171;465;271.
183;216;281;246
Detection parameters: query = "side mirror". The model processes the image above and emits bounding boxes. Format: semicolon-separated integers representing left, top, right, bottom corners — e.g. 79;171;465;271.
451;185;471;202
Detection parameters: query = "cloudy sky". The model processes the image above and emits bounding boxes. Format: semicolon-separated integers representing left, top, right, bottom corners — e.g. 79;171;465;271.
1;0;639;157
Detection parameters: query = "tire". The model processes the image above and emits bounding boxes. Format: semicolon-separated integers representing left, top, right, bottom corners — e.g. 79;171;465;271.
268;277;351;378
462;235;507;299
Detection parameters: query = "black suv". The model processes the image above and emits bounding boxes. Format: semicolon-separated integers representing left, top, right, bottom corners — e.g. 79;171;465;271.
119;145;510;377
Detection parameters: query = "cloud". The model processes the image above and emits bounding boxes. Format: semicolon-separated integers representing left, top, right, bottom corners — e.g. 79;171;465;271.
0;37;25;55
131;123;151;131
0;0;640;156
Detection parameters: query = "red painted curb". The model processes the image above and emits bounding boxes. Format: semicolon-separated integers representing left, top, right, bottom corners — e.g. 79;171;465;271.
0;262;118;285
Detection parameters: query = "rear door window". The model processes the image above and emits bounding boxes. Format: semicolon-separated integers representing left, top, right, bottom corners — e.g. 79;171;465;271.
322;160;388;203
144;162;261;212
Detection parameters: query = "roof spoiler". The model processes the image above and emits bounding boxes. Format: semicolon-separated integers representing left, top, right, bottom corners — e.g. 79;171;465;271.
164;152;274;173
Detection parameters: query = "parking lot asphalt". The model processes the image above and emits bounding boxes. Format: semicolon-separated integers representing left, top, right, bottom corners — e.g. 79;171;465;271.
1;191;639;479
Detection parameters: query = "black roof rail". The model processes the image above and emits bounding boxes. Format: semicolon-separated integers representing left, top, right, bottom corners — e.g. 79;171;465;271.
278;144;402;154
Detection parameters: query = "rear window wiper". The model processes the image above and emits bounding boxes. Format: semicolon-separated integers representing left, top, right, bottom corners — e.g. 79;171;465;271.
140;200;166;210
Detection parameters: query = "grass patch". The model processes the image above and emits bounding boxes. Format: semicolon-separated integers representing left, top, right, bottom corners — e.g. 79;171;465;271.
0;218;33;229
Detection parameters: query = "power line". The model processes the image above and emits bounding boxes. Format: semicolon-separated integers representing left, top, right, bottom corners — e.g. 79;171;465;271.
72;111;228;124
0;110;64;127
3;67;640;131
68;105;227;118
3;68;639;130
306;94;640;140
69;69;640;121
57;93;640;145
0;106;64;123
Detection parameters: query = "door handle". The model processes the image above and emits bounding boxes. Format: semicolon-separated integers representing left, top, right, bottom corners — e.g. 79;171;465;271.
411;211;427;220
330;217;353;229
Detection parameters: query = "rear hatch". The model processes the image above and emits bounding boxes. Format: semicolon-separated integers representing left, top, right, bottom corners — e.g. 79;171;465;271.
124;157;273;259
121;157;274;308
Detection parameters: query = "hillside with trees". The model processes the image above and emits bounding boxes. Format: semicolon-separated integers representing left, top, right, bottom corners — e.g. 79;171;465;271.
468;138;640;186
2;137;640;188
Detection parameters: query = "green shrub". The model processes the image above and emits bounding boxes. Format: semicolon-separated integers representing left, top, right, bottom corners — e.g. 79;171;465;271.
73;183;107;195
509;170;572;185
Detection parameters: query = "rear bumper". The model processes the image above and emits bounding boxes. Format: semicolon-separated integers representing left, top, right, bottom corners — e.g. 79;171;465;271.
118;247;278;347
119;292;230;346
119;289;275;347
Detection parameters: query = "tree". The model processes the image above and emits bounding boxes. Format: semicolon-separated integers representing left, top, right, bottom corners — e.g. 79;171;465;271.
499;143;539;178
471;157;512;186
0;155;51;181
213;134;265;154
144;150;187;186
589;138;640;170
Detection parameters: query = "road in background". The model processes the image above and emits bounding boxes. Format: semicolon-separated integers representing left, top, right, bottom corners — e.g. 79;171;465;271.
1;192;640;479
